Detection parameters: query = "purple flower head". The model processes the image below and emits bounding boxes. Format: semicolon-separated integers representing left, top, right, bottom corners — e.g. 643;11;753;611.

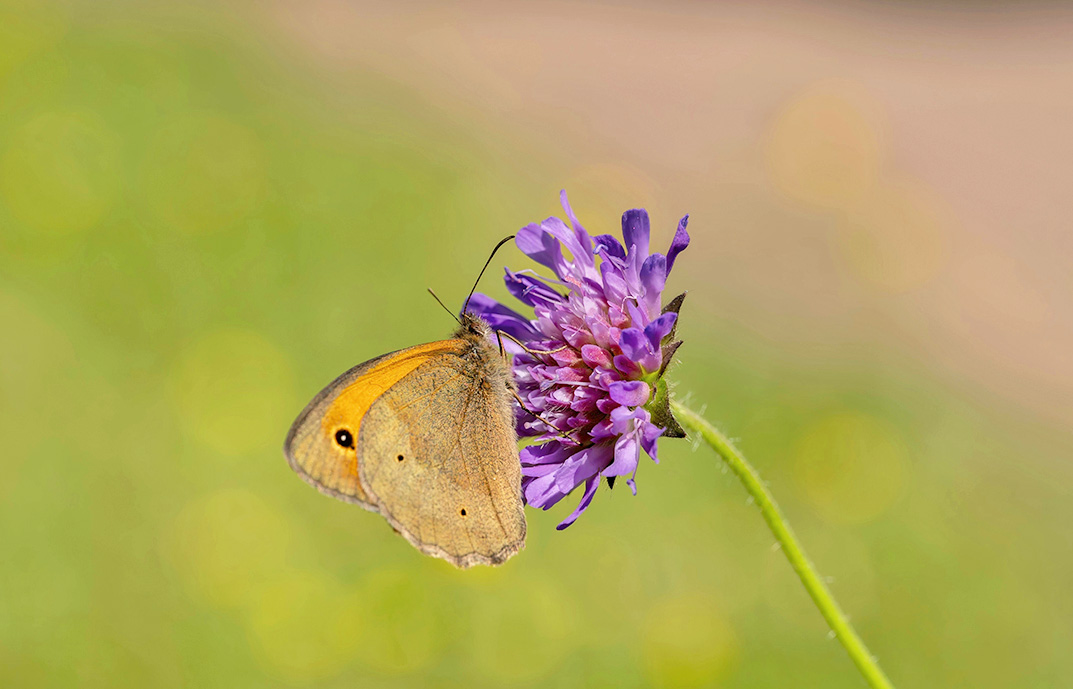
468;191;689;529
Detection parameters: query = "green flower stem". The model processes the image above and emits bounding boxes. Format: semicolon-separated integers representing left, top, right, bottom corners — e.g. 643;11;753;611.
670;399;895;689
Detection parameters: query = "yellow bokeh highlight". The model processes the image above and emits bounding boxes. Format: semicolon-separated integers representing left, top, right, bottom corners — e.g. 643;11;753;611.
0;111;122;235
244;569;365;683
170;328;294;456
643;593;737;688
142;113;264;234
766;82;886;210
837;176;950;293
162;488;294;608
793;411;907;524
767;83;949;292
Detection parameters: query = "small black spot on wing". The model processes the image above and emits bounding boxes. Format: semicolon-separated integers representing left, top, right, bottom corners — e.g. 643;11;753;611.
334;429;353;448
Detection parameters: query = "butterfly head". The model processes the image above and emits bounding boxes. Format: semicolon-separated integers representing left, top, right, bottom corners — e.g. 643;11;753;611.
458;310;492;341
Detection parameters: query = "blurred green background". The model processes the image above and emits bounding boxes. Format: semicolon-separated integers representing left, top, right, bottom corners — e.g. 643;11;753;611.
2;0;1072;687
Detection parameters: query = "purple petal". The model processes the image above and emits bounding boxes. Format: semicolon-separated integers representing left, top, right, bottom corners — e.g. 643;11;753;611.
515;222;567;276
551;347;583;367
594;234;626;261
610;405;650;434
520;440;575;466
666;215;690;273
600;263;628;305
580;276;607;300
625;301;648;331
604;433;640;478
521;462;561;478
524;472;566;509
504;269;564;308
552;366;587;384
639;254;667;312
549;387;573;406
641;421;663;461
560;190;593;257
591;367;622;389
540;216;590;272
609;405;636;428
640;253;666;289
589;417;614;440
644;312;677;349
556;475;600;530
554;444;611;494
562;327;594;350
622;251;642;297
580;344;613;369
566;414;594;430
608;380;651;407
618;327;650;362
589;318;615;350
613;354;642;377
596;397;618;414
569;386;601;412
621;209;651;258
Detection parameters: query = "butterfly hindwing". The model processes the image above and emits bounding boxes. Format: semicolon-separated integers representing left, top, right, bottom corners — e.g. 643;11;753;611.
358;335;526;568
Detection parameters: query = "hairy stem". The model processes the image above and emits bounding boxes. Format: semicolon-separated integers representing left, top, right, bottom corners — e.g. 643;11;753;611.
670;399;895;689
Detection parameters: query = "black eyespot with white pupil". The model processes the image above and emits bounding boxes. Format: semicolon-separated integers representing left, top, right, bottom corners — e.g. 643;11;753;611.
334;429;353;448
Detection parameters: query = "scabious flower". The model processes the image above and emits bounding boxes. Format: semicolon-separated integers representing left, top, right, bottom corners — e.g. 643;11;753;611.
469;191;690;529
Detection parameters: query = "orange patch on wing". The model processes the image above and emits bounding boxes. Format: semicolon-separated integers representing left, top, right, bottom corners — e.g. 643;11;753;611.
321;340;462;442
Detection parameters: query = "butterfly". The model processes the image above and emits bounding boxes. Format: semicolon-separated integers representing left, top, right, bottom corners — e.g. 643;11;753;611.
284;239;526;568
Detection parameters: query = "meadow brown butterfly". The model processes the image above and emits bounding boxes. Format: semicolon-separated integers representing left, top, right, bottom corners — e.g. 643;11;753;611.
284;238;526;568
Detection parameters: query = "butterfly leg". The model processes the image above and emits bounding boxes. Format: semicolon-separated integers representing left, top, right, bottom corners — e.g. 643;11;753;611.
508;387;577;443
494;330;576;442
496;330;569;357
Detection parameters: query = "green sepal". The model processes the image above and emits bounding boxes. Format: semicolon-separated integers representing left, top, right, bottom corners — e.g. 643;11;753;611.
660;292;687;343
646;376;685;439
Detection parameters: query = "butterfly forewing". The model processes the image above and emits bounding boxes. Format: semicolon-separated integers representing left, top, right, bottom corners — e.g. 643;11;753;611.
283;343;455;511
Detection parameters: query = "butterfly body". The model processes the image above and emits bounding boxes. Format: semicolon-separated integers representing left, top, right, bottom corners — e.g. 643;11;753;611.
284;314;526;568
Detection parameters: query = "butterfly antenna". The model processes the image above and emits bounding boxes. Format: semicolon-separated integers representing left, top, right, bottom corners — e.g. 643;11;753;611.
462;235;515;317
428;288;463;326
